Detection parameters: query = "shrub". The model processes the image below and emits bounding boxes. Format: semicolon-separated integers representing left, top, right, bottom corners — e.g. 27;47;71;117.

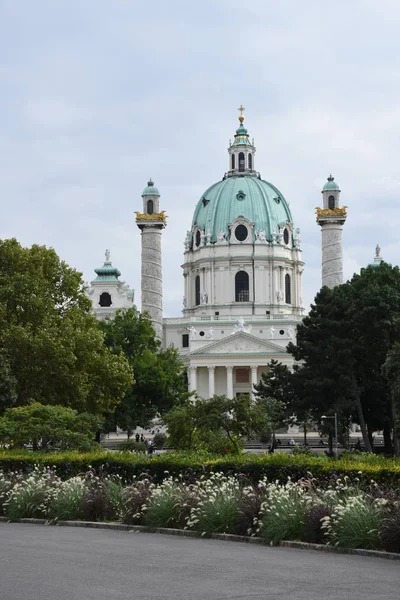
322;495;383;550
118;440;147;454
0;449;399;487
258;480;308;544
144;478;186;529
4;466;60;520
303;503;331;544
0;470;23;516
81;471;123;522
235;483;263;536
379;502;400;553
187;474;240;534
48;476;85;521
120;479;153;525
192;430;243;455
152;433;167;449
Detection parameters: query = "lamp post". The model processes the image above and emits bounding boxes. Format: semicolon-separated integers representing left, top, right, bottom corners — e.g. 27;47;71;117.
321;414;338;457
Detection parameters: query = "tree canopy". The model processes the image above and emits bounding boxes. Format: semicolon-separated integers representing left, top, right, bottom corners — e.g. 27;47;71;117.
100;307;190;433
0;402;101;451
286;262;400;454
163;394;272;454
0;239;133;415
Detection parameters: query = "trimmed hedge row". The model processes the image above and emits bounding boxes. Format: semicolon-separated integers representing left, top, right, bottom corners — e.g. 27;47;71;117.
0;450;400;485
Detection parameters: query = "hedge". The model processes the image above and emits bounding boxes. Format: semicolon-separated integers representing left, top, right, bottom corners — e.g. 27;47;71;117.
0;450;399;486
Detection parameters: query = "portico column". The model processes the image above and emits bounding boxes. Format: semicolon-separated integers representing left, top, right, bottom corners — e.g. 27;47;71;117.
251;365;259;400
189;366;197;392
208;366;215;398
226;366;234;398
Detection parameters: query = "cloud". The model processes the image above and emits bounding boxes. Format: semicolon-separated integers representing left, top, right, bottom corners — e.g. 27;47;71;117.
1;0;400;320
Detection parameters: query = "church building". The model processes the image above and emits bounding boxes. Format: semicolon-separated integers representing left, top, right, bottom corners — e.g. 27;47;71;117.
88;108;348;400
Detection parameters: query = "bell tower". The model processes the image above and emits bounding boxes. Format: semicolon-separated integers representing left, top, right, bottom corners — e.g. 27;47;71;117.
135;179;167;339
316;175;347;288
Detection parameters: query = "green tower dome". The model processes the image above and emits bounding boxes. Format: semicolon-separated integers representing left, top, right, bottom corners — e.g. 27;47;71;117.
142;178;160;196
322;175;340;191
192;175;293;244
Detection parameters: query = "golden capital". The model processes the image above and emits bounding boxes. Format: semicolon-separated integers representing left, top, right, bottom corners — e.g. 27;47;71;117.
315;206;347;221
135;210;167;223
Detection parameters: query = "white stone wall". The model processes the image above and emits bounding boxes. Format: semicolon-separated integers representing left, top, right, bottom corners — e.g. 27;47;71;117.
87;282;134;320
182;233;303;319
321;222;344;288
141;226;163;338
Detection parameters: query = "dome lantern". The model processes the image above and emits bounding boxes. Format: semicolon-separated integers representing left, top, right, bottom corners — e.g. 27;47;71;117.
227;105;257;176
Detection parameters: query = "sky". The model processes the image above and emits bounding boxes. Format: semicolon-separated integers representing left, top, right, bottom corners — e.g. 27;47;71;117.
1;0;400;317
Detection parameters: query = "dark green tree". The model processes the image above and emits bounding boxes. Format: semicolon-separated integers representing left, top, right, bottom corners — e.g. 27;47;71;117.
0;239;133;414
383;341;400;455
100;308;190;434
288;263;400;454
0;354;17;415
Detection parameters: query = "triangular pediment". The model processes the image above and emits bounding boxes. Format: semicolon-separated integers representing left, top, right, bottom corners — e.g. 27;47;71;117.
190;332;286;356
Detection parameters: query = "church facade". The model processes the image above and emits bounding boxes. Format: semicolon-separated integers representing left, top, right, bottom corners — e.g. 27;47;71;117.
137;110;306;399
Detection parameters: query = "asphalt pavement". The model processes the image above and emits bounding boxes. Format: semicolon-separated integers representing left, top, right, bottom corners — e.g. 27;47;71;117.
0;523;398;600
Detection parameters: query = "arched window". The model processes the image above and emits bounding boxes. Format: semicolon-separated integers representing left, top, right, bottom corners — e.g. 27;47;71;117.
248;153;252;169
195;230;201;247
328;195;335;210
195;275;200;306
99;292;112;307
285;274;291;304
147;200;154;214
235;271;249;302
238;152;245;172
283;228;289;245
231;154;235;169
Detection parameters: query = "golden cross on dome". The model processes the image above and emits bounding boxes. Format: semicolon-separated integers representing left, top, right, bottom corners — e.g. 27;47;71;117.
238;104;245;116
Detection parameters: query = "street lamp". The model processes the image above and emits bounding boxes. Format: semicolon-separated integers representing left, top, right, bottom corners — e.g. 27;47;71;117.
321;413;338;458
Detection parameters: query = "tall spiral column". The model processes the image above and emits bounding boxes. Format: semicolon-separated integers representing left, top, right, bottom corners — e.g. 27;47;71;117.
135;180;167;339
316;175;347;289
319;220;346;287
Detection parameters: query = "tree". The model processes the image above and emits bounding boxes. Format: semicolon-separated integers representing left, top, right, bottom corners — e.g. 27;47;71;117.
383;341;400;455
0;239;133;414
163;394;269;454
0;354;17;415
288;263;400;454
100;308;190;433
253;360;293;436
0;402;102;451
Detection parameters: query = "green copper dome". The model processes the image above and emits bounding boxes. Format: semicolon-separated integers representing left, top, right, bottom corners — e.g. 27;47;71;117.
322;175;340;192
93;262;121;282
142;179;160;196
192;175;294;244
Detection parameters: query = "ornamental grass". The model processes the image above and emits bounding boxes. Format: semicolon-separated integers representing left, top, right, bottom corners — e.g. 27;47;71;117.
0;465;399;554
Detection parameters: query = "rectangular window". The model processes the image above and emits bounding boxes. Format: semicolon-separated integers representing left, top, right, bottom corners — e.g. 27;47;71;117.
236;368;249;383
182;334;189;348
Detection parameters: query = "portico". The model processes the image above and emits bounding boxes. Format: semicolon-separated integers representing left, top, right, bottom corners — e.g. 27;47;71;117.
184;330;293;399
188;363;262;399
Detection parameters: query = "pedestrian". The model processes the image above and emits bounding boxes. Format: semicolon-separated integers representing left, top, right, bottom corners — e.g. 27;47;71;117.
140;434;145;443
135;433;140;443
147;440;154;457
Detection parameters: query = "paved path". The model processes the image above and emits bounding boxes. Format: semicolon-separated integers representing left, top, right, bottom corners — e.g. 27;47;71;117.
0;523;398;600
